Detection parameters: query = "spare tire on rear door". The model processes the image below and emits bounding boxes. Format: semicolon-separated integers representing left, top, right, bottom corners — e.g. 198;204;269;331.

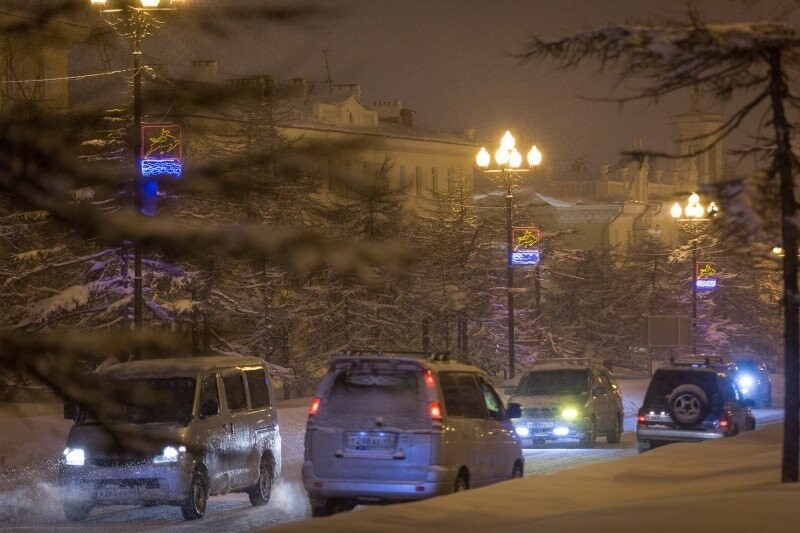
667;384;709;427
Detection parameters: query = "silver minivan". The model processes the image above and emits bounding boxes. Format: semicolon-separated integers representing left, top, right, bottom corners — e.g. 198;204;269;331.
302;353;524;516
59;356;281;521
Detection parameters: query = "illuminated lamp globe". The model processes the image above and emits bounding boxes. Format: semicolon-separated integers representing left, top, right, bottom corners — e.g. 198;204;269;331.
90;0;107;4
688;192;700;207
140;0;161;7
670;202;683;219
476;147;491;168
527;146;542;166
495;148;510;166
500;131;515;151
707;202;719;216
508;148;522;168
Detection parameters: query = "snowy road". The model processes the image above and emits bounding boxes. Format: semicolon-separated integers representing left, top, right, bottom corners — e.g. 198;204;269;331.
0;379;786;531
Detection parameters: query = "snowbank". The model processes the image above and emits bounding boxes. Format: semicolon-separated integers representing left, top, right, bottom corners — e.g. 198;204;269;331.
273;421;794;532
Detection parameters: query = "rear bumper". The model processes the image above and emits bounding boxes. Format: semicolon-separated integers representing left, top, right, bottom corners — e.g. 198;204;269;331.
302;461;457;503
637;427;726;443
59;461;192;506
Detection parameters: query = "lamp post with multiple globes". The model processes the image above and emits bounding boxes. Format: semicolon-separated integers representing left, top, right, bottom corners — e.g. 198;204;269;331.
670;192;718;355
476;132;542;380
88;0;178;347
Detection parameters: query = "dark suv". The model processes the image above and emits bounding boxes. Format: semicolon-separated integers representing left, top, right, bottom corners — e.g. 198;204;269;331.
636;358;755;453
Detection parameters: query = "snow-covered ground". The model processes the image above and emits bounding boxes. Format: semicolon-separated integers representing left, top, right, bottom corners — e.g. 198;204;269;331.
0;377;786;530
274;419;795;533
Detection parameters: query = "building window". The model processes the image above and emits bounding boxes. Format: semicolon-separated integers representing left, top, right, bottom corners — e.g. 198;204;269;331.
431;167;439;194
415;166;422;196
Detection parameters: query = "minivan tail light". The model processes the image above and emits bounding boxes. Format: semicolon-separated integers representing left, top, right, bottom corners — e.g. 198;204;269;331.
429;401;442;420
719;416;729;428
309;397;321;416
424;370;435;389
636;407;646;425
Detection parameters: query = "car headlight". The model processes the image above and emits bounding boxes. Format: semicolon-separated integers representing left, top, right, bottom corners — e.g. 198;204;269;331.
515;426;530;437
561;407;579;420
63;447;85;466
153;445;186;464
738;374;755;389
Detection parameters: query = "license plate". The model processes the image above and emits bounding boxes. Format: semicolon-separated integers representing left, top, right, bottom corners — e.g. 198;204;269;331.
346;432;397;450
646;413;671;423
528;421;555;429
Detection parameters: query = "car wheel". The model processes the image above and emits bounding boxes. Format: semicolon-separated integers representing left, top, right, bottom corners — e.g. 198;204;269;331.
667;384;709;427
511;462;523;479
247;454;273;506
310;500;331;518
453;471;469;492
606;415;622;444
181;468;208;520
312;498;353;517
579;417;596;448
62;484;94;522
637;439;650;454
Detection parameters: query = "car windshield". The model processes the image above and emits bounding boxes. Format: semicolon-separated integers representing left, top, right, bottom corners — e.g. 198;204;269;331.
516;370;588;396
83;377;196;425
734;360;759;372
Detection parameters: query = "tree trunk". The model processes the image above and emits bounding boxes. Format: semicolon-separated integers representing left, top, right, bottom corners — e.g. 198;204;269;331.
768;47;799;483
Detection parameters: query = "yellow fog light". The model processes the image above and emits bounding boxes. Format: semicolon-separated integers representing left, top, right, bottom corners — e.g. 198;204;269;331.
561;407;579;420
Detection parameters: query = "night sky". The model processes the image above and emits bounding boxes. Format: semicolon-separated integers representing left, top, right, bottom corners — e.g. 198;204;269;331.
131;0;797;175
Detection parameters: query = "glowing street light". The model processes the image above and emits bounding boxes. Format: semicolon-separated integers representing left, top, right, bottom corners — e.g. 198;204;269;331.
88;0;179;354
671;192;718;354
476;131;542;380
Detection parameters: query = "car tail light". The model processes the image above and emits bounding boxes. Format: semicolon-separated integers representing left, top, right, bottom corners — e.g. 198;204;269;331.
424;370;435;389
429;401;442;420
309;397;321;416
719;416;729;428
636;408;646;425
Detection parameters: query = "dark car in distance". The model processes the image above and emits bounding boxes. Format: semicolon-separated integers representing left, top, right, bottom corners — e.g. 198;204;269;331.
729;355;772;408
636;357;755;453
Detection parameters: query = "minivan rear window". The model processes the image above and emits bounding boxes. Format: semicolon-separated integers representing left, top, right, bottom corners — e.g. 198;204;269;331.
321;369;427;429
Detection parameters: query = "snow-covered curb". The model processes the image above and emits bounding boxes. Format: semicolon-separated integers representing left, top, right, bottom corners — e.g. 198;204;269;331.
273;421;794;532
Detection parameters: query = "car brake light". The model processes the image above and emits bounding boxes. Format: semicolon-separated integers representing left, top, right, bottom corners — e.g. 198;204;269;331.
719;417;729;428
424;370;435;389
309;397;321;416
429;401;442;420
637;415;646;424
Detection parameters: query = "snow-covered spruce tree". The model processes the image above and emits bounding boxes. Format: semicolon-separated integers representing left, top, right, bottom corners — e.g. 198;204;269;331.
518;15;800;481
405;169;489;362
0;2;405;431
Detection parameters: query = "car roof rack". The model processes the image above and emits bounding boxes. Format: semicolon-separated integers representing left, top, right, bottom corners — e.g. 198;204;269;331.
339;349;451;362
668;355;729;368
533;357;613;371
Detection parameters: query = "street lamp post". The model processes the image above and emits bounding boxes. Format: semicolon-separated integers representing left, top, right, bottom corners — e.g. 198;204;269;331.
671;192;718;355
89;0;176;349
476;132;542;380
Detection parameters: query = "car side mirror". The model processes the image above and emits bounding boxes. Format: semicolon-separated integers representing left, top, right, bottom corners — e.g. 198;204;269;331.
506;402;522;419
200;398;219;418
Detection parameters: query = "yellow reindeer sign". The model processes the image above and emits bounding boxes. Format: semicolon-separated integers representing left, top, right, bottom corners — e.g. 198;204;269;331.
695;262;718;290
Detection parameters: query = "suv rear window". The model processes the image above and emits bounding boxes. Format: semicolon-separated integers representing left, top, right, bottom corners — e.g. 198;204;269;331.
644;369;722;407
322;369;427;429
